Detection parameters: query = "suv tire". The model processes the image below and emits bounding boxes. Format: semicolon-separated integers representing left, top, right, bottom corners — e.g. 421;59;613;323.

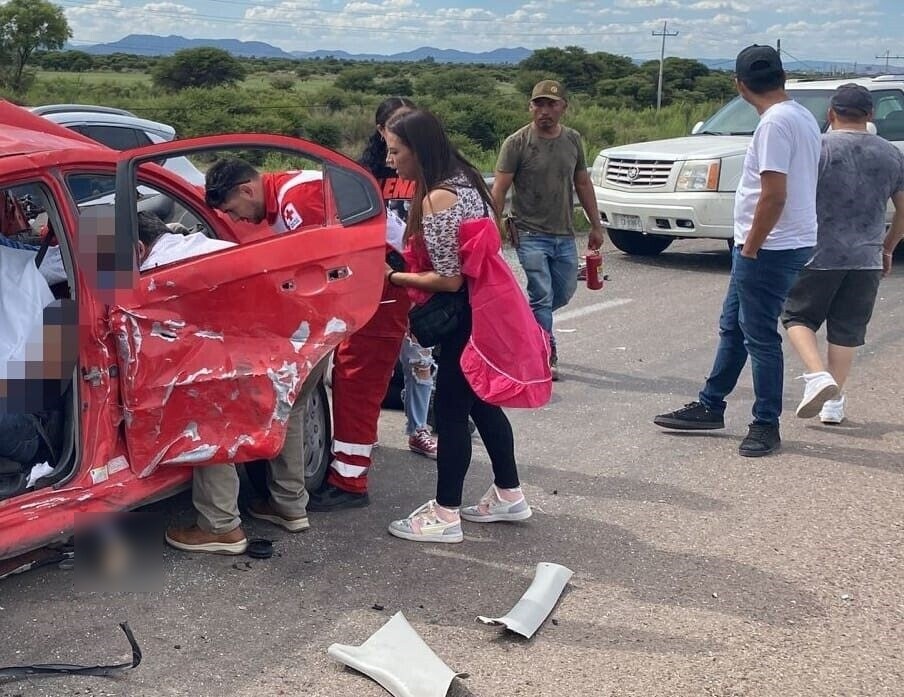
608;229;673;256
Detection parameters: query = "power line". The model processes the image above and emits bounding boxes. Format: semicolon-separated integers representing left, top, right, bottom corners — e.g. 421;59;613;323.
652;21;678;112
875;49;904;71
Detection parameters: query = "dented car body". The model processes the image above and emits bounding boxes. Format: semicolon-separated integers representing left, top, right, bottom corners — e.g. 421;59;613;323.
0;102;385;561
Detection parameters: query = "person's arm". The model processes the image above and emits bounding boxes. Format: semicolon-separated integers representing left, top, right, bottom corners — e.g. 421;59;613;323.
574;168;605;251
0;235;38;251
491;171;514;224
741;170;787;258
882;190;904;276
386;189;464;293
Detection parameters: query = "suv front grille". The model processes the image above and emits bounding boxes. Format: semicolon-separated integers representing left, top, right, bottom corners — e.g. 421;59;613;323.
605;158;673;187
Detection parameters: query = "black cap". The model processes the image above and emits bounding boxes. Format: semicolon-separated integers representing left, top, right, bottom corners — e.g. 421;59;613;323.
736;44;783;82
831;83;873;116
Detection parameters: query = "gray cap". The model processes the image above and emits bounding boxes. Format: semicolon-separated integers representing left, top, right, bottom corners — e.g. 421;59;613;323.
831;83;873;116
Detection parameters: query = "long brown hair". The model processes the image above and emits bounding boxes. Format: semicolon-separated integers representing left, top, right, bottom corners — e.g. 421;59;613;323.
385;109;494;242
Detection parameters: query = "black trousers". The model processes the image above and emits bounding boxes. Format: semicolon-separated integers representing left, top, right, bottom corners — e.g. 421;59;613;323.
433;311;520;507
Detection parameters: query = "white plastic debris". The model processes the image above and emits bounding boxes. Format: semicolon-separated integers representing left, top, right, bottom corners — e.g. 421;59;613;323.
25;462;53;489
477;562;573;638
328;612;463;697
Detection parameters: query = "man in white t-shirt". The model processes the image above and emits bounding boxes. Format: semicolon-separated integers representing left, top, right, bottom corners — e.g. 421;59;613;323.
654;45;820;456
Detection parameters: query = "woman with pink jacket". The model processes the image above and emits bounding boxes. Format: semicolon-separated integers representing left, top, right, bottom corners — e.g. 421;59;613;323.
382;109;534;544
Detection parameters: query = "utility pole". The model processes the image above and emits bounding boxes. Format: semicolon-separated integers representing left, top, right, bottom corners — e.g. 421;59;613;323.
653;20;678;112
874;50;904;72
776;38;781;58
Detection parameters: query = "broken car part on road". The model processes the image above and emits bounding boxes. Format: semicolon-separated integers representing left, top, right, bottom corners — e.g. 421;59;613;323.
0;622;141;678
477;562;573;639
328;611;464;697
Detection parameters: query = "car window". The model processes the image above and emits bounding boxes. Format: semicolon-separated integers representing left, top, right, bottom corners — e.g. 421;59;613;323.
872;89;904;142
71;125;154;150
68;171;222;275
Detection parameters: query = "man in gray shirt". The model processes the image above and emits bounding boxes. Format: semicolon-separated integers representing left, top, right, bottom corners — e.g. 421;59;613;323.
782;83;904;423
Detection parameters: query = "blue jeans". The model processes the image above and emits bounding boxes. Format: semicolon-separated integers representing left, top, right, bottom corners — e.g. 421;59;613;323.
0;414;41;464
515;233;578;343
699;246;813;425
400;334;435;435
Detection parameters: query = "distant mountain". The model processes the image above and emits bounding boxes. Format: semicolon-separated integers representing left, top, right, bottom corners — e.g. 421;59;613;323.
290;46;533;64
695;57;893;75
77;34;297;58
75;35;532;64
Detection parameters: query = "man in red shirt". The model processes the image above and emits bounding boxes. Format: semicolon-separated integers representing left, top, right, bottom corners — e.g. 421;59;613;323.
162;158;327;555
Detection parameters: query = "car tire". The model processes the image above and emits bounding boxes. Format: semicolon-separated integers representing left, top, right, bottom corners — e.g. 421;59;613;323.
244;376;332;498
607;228;673;256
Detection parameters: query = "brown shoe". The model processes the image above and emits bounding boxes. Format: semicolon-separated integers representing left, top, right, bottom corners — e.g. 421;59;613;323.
248;499;310;532
165;525;248;555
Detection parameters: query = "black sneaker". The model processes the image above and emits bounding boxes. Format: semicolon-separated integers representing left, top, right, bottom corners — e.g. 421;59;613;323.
306;483;370;512
654;401;725;430
738;422;781;457
550;345;560;382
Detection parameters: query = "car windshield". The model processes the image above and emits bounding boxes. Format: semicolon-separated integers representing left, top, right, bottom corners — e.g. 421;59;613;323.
697;87;904;140
697;90;837;135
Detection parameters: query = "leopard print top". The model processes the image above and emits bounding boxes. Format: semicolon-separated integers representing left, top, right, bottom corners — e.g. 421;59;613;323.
422;173;486;277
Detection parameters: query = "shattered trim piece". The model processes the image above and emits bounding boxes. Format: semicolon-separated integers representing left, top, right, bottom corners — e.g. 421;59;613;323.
0;622;142;677
477;562;573;638
327;612;464;697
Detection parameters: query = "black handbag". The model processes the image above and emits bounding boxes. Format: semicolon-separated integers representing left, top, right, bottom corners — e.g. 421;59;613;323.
408;289;468;347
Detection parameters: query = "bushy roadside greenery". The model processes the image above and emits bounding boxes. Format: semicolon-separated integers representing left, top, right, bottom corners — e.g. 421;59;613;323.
14;46;735;171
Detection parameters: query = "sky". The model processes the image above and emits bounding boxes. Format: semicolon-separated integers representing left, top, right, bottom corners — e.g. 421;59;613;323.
58;0;904;66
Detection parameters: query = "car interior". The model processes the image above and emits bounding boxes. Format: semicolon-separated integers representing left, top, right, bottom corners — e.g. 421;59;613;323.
1;184;78;502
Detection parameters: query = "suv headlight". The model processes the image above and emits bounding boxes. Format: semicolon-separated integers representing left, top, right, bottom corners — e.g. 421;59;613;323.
591;156;607;187
675;159;720;191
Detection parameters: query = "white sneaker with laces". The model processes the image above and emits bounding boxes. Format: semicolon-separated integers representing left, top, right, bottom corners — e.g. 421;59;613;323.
796;371;839;419
388;500;463;543
820;395;845;424
461;485;532;523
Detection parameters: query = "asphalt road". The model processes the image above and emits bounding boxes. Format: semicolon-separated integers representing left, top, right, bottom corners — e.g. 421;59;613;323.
2;238;902;697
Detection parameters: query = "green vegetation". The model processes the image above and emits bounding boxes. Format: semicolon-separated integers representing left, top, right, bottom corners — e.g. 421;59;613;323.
0;0;70;92
13;44;737;171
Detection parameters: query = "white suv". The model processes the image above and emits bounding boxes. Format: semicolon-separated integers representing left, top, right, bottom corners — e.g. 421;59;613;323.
591;76;904;255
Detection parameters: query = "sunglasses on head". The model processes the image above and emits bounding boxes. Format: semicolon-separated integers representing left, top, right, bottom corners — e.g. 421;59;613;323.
204;180;250;208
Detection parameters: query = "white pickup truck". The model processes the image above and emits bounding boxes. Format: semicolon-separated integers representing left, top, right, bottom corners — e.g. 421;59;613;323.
591;76;904;255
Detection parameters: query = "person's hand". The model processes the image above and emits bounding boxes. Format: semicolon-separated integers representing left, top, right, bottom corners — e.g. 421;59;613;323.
588;226;605;251
384;263;395;280
740;244;758;259
883;251;893;277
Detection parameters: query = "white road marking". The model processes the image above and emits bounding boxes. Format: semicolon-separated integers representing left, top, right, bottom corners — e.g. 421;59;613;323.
555;298;633;323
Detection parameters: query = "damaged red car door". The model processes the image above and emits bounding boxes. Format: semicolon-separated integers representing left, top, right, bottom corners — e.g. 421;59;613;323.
106;136;385;478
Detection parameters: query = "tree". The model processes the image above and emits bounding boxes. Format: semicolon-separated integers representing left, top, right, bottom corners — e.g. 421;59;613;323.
334;67;377;93
0;0;71;92
151;47;246;91
40;49;94;72
520;46;635;94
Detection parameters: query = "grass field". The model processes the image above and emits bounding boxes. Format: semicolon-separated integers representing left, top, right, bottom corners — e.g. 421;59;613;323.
37;70;152;85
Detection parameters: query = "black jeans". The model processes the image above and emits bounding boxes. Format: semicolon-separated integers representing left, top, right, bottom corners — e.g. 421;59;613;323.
434;310;520;507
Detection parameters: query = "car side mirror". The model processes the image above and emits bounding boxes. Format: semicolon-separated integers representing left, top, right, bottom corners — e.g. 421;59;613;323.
867;121;878;135
691;121;704;135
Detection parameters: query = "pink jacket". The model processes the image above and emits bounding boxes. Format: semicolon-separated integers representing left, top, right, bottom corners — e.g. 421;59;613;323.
458;217;552;408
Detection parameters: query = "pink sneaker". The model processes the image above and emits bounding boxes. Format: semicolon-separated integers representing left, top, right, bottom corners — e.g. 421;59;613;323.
408;429;437;459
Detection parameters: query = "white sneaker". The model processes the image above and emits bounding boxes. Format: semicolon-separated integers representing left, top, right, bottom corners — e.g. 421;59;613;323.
820;395;845;424
388;500;463;543
461;485;532;523
796;372;839;419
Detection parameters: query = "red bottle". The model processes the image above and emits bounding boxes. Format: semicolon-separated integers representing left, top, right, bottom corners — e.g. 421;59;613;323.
585;251;605;290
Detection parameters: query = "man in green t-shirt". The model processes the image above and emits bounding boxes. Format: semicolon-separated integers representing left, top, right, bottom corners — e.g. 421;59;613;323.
492;80;604;379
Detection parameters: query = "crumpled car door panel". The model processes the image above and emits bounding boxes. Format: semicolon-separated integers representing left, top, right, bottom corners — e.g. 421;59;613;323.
111;223;384;477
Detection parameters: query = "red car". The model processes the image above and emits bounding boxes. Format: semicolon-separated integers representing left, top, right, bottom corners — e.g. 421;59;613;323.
0;102;385;562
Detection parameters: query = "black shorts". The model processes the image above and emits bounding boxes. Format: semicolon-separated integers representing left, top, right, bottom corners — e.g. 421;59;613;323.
781;268;882;347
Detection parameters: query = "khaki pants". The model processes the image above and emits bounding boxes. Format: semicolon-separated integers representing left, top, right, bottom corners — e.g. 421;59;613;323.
193;396;310;534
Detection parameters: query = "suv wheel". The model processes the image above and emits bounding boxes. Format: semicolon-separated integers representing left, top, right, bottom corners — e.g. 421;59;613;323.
608;229;673;256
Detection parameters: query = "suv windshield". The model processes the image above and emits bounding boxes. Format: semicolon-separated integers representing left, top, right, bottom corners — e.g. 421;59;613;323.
697;88;904;141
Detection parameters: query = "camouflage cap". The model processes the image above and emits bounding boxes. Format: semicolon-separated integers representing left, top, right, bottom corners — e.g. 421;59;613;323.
531;80;567;102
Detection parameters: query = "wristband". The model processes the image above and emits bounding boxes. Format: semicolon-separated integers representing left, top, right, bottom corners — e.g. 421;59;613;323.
388;270;398;285
883;251;893;257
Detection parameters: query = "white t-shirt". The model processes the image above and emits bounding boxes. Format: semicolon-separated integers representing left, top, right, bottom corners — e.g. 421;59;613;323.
0;246;55;379
141;232;236;271
733;100;820;249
